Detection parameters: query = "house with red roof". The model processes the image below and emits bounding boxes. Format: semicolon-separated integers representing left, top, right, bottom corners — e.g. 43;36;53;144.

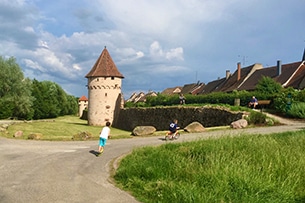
78;95;88;117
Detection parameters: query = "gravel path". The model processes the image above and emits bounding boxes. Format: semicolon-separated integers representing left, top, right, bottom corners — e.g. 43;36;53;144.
0;114;304;203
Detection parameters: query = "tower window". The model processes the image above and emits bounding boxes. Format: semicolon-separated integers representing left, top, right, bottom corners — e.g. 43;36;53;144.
111;77;114;80
105;93;107;97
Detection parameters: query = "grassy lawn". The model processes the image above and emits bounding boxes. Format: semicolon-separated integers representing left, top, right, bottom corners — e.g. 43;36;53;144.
0;116;133;141
114;130;305;203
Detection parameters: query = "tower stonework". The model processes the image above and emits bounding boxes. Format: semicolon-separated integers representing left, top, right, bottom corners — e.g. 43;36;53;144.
85;47;124;126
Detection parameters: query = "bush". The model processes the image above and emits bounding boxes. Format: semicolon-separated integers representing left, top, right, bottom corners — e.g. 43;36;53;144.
286;102;305;119
248;111;267;125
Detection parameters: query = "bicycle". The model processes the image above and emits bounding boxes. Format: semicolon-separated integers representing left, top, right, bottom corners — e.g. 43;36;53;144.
165;131;180;141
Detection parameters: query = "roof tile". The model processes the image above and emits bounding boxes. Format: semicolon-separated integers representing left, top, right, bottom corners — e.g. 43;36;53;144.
85;47;124;78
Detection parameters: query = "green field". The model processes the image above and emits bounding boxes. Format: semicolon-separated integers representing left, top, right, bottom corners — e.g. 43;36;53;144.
114;130;305;203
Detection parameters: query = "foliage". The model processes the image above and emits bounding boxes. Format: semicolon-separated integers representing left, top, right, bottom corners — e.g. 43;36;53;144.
272;87;297;113
0;55;78;120
286;102;305;119
144;91;274;108
255;76;283;94
247;110;267;125
114;131;305;202
0;56;34;119
31;79;78;119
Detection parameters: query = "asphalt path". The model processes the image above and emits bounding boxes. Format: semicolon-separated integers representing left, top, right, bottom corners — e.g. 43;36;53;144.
0;114;304;203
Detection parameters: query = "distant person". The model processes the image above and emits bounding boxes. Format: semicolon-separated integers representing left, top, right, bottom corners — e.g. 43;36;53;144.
248;96;258;109
169;119;180;135
98;121;111;155
179;93;185;104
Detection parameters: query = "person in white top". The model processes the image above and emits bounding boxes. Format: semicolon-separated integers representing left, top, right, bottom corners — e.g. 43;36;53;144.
98;121;111;154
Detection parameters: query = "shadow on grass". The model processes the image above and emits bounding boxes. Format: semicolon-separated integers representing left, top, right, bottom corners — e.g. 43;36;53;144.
67;122;89;126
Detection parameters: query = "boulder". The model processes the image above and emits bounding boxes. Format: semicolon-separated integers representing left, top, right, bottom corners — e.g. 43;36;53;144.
132;126;156;136
184;122;205;133
1;124;9;129
230;119;248;129
28;133;43;140
0;124;9;132
14;130;23;138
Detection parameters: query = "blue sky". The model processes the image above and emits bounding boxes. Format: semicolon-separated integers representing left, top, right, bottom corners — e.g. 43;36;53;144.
0;0;304;99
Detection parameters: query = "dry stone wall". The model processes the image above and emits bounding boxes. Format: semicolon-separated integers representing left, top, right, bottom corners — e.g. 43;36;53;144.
112;106;243;131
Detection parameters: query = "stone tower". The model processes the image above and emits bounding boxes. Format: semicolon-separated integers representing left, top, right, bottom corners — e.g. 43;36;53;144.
85;47;124;126
78;95;88;117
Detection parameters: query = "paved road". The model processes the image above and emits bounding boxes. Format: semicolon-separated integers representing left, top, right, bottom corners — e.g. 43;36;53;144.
0;115;304;203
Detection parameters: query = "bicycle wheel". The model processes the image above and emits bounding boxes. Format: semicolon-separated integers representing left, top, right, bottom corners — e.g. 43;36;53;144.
174;133;180;139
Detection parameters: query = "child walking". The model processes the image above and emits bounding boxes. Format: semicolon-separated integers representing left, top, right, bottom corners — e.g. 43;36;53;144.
98;121;111;155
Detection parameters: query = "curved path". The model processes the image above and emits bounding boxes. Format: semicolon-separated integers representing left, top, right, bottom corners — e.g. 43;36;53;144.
0;115;304;203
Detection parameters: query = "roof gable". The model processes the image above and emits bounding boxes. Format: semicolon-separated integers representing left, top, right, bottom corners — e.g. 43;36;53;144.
237;66;278;91
181;83;199;94
220;64;263;92
275;61;302;85
161;86;182;95
285;61;305;89
85;47;124;78
200;77;227;94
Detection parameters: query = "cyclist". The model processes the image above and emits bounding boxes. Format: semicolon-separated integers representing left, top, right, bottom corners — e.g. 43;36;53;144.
169;119;180;135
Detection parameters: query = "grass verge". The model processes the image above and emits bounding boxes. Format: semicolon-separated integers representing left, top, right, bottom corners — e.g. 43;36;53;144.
114;130;305;203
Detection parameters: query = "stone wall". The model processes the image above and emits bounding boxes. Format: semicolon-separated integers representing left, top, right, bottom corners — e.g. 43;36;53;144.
112;106;243;131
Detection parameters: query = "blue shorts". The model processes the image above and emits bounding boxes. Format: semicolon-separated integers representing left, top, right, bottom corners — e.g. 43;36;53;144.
99;137;107;147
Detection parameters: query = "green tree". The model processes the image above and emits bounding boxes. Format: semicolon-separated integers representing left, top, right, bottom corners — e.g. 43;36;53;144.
66;95;78;115
0;56;34;119
31;79;78;119
31;80;60;118
255;76;283;94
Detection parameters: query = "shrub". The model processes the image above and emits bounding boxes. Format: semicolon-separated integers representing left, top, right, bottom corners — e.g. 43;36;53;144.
286;102;305;119
248;111;267;125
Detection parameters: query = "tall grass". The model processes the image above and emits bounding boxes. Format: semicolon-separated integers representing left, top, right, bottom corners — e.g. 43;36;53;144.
114;131;305;203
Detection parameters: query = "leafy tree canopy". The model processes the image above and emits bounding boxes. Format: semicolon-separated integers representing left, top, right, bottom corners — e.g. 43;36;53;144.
255;76;283;94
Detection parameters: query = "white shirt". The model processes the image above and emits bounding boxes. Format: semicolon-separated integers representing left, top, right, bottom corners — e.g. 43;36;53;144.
99;126;110;139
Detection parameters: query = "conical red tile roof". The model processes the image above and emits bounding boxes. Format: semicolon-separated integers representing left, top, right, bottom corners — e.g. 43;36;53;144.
85;47;124;78
78;95;88;101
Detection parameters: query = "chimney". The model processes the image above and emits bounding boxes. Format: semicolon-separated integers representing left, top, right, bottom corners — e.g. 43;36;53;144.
226;70;230;79
277;60;282;76
237;62;241;81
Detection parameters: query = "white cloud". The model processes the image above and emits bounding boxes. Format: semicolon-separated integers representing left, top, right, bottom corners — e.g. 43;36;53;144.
136;51;144;58
73;64;81;71
23;59;45;72
149;41;183;61
166;47;183;61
